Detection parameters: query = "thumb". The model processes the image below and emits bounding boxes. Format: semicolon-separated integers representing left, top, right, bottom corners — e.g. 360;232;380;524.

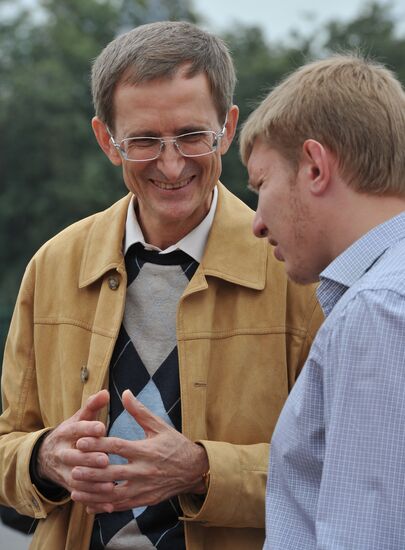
77;389;110;421
122;389;168;437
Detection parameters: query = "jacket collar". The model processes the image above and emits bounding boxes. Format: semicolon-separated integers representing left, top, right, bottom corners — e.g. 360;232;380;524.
197;182;268;290
79;184;268;290
79;194;131;288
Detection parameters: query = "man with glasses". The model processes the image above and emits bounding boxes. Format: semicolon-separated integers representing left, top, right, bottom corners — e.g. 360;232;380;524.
0;21;321;550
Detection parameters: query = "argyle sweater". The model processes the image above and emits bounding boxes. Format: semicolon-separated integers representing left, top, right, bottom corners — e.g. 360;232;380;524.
90;243;198;549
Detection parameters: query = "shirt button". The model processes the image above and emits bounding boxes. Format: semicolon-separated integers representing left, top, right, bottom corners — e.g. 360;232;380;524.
108;275;120;290
80;366;89;383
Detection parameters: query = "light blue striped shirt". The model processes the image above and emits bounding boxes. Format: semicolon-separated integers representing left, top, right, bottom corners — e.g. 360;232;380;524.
265;211;405;550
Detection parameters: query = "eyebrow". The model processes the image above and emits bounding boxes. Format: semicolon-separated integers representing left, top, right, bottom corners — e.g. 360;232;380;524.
177;124;210;134
123;125;210;139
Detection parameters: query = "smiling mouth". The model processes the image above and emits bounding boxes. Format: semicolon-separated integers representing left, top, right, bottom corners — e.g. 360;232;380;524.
150;176;194;190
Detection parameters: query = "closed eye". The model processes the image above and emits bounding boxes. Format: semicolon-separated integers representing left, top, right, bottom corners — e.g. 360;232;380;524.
124;137;159;149
177;131;213;144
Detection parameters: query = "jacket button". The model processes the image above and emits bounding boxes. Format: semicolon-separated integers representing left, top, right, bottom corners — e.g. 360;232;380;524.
80;366;89;383
31;497;40;510
108;275;120;290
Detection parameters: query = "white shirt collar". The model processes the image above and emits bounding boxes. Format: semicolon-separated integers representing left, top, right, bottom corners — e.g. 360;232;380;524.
124;185;218;262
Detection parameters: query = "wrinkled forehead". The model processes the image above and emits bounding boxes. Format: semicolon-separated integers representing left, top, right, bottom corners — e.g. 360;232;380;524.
111;71;222;137
110;65;221;130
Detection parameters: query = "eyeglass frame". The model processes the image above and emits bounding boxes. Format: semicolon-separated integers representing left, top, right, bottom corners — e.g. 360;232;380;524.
106;116;228;162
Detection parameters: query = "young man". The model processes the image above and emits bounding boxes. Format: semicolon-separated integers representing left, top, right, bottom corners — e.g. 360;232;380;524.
240;54;405;549
0;22;321;549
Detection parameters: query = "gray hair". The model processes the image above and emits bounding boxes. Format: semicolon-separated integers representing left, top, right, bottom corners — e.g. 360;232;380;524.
92;21;236;130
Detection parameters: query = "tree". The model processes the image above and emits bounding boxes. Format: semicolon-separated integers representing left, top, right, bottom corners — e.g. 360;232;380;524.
222;2;405;209
323;1;405;83
0;0;198;337
1;0;405;350
222;25;313;208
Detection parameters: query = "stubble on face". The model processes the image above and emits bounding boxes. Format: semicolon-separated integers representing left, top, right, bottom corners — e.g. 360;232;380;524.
249;142;327;285
285;183;327;285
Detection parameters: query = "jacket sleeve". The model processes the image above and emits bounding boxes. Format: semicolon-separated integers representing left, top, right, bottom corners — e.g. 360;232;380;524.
0;260;70;518
180;441;268;528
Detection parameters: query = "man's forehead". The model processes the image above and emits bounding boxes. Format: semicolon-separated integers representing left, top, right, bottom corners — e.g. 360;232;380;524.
112;71;220;132
247;149;267;191
247;139;271;171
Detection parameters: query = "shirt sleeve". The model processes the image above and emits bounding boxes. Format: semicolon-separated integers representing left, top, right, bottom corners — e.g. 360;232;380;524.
317;287;405;549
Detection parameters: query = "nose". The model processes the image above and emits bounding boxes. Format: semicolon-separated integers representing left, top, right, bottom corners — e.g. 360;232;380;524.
252;211;268;239
156;140;186;180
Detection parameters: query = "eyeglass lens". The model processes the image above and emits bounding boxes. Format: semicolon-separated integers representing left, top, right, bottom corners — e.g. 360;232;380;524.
121;131;218;161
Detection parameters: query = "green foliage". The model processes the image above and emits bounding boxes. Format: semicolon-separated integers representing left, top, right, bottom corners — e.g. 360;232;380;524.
1;0;405;355
222;25;313;208
221;1;405;208
0;0;122;315
0;0;197;322
323;2;405;83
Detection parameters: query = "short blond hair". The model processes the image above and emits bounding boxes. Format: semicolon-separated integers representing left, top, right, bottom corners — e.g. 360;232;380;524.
240;54;405;196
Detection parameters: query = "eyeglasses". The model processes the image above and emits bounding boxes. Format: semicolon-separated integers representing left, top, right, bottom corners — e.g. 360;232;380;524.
107;119;227;162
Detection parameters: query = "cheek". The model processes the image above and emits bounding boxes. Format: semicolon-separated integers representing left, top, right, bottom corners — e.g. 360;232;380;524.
202;152;221;180
123;163;148;185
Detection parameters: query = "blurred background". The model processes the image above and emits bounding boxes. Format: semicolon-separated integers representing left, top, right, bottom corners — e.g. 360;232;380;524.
1;0;404;546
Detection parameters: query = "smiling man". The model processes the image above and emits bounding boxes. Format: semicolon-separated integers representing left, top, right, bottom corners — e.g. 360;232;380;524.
240;54;405;549
0;22;321;550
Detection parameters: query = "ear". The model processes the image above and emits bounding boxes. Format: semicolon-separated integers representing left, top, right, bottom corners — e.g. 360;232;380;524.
300;139;331;196
219;105;239;154
91;116;122;166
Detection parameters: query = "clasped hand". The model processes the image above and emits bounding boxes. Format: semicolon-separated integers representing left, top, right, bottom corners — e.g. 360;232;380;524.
40;389;208;514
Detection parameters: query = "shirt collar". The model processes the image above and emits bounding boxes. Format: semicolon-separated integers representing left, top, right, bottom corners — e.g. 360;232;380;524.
79;184;268;291
318;210;405;314
124;186;218;263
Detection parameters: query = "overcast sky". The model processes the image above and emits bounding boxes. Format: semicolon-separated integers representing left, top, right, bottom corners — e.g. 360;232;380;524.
193;0;404;42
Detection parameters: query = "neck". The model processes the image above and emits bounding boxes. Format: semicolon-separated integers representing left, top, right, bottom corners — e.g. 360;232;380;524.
134;190;214;250
140;223;189;250
328;191;405;260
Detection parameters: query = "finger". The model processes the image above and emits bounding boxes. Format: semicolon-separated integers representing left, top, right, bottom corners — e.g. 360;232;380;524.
72;464;131;483
111;500;134;512
86;503;114;514
71;486;116;504
60;448;109;468
104;492;160;512
92;499;135;513
70;480;115;495
122;390;168;436
113;499;145;512
64;420;106;440
76;390;110;422
76;436;134;456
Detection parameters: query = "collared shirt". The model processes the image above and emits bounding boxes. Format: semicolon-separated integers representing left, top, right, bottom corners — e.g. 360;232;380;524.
265;211;405;550
124;186;218;262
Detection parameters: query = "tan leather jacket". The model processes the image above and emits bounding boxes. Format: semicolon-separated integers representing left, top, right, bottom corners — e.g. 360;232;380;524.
0;183;322;549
